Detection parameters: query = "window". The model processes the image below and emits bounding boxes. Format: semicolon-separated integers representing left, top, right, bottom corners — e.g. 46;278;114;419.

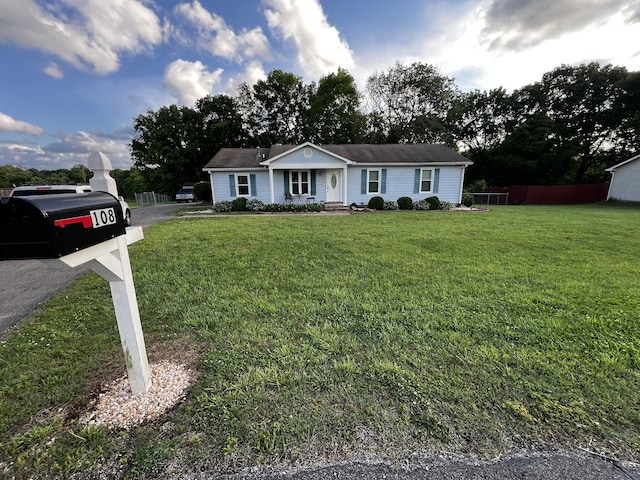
290;171;309;195
367;169;380;194
236;175;250;196
420;169;433;193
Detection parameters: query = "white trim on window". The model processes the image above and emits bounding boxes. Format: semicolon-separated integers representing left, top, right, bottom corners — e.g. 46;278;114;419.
420;168;433;193
367;169;380;194
236;174;250;196
290;170;310;195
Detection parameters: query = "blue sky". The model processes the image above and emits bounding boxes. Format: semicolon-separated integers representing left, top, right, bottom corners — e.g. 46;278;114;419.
1;0;639;170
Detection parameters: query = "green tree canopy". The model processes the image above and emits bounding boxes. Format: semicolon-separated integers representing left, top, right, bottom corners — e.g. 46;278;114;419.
306;68;366;144
238;70;311;145
366;62;459;145
131;94;245;195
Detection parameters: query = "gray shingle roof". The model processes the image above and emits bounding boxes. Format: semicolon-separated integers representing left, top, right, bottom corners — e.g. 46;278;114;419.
203;144;471;169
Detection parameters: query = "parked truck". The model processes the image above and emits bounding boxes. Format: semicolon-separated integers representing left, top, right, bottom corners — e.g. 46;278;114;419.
175;185;196;202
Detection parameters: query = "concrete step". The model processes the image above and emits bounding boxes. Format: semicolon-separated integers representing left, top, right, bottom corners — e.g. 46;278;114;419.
324;202;349;211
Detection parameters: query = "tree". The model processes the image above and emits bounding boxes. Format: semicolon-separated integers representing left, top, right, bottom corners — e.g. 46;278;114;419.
365;62;459;144
526;63;629;183
613;71;640;157
131;105;200;194
238;70;311;145
484;114;577;186
306;68;365;144
0;165;33;188
196;94;247;151
68;164;92;183
450;88;515;153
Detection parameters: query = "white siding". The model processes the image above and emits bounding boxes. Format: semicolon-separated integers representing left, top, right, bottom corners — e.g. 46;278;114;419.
211;171;271;203
347;166;465;205
609;159;640;202
209;164;468;205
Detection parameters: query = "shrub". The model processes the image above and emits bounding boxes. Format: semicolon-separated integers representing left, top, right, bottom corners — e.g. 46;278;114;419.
383;200;399;210
426;196;441;211
413;199;430;210
213;200;233;212
441;201;455;210
305;203;325;212
465;179;487;193
368;196;384;210
232;197;248;211
194;182;212;202
397;196;413;210
462;193;474;207
246;199;266;211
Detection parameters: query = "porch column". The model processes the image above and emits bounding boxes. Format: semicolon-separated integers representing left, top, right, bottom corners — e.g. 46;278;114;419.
342;166;349;206
268;167;275;204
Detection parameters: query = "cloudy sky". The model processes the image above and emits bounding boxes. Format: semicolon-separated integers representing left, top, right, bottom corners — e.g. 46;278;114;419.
1;0;639;170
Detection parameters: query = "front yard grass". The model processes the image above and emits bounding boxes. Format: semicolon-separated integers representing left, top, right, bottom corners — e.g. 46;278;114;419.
1;203;639;477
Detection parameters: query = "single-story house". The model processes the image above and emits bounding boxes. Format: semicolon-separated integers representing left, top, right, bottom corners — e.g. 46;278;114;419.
203;142;473;206
606;153;640;202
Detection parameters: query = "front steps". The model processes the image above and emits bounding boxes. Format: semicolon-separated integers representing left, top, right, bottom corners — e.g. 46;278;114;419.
324;202;350;212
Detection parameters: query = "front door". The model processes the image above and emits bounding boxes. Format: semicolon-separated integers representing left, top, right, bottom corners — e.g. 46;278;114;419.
326;169;342;203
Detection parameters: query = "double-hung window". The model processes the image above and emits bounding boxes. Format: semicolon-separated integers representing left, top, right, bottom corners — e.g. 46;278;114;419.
230;173;256;197
290;171;310;195
420;169;433;193
236;175;250;196
367;169;380;194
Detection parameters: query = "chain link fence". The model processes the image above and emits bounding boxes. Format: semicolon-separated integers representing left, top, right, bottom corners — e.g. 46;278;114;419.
471;192;509;206
134;191;173;206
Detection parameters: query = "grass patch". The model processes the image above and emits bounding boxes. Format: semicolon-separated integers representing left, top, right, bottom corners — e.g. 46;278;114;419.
1;203;640;477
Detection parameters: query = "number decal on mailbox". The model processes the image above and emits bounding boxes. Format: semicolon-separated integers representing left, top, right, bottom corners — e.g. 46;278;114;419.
90;208;117;228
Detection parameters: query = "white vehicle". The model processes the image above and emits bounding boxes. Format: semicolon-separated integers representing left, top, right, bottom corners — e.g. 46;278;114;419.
11;185;132;226
175;186;196;202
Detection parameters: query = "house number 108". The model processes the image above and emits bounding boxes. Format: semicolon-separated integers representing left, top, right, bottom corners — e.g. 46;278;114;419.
90;208;117;228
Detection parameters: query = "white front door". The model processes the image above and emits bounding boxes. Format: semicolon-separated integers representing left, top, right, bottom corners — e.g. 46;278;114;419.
326;169;342;203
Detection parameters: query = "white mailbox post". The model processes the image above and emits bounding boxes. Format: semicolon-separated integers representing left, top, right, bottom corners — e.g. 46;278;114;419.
41;152;152;394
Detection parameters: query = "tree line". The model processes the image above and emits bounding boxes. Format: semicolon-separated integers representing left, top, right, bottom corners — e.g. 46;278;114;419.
3;61;637;197
131;61;639;194
0;164;143;200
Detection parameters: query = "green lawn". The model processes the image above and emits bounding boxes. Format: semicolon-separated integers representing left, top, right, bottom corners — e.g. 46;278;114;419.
1;204;640;477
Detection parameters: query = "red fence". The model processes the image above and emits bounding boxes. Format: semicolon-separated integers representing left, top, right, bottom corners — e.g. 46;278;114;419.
506;184;609;204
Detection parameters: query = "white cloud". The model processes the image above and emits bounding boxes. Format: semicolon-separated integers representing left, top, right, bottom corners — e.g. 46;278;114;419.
44;62;64;79
45;130;129;156
263;0;354;79
225;60;267;94
163;59;223;105
175;1;269;61
0;112;44;136
0;0;163;74
430;4;640;92
351;0;640;93
0;130;133;170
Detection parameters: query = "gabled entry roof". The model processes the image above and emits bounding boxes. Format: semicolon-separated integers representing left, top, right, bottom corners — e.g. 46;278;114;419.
203;143;472;170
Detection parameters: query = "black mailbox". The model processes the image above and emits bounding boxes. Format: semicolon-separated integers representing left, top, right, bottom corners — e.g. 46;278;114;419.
0;192;125;260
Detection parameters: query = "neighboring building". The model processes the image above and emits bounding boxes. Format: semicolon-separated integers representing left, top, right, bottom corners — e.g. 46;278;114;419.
203;142;472;206
606;153;640;202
